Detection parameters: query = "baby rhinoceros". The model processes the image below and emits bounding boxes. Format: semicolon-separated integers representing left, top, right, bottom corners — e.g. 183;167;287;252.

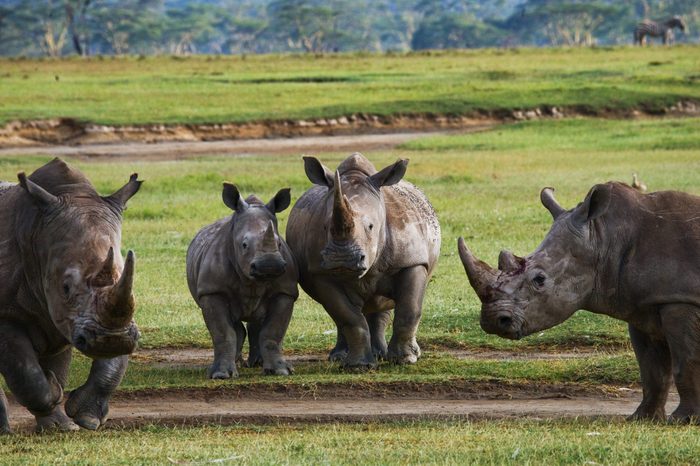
187;184;298;379
459;182;700;423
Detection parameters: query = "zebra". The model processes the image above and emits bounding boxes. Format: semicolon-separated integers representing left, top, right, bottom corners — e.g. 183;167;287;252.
634;16;687;45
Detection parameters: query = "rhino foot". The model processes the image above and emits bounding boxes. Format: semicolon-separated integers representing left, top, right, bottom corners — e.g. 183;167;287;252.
328;347;349;362
387;341;421;365
668;409;700;424
65;386;109;430
35;408;80;433
246;354;263;368
263;360;294;376
627;405;666;422
208;360;238;380
372;344;388;361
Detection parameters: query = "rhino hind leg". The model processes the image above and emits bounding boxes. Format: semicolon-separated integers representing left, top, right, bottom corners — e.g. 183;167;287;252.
199;294;240;379
387;266;427;365
65;356;127;430
660;305;700;423
367;311;391;360
628;324;672;421
328;329;349;362
0;390;10;434
246;320;262;367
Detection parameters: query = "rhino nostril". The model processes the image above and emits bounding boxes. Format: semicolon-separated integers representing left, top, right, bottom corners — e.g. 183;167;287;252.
250;263;257;271
359;254;366;262
497;316;512;330
75;335;87;349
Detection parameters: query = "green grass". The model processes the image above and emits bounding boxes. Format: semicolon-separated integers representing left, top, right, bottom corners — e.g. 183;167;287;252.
1;117;698;358
2;420;699;465
1;47;700;125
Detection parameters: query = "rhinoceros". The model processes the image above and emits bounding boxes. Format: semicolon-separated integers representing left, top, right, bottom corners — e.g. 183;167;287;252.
0;158;141;433
458;182;700;422
187;184;298;379
286;153;441;369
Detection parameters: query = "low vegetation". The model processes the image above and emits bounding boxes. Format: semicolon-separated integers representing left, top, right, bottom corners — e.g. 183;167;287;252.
1;47;700;125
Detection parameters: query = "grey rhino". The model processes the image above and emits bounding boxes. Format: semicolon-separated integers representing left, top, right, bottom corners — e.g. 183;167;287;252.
0;158;141;433
286;153;441;369
458;182;700;422
187;183;298;379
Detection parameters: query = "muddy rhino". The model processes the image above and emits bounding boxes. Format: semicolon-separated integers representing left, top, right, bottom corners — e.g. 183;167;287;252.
287;153;441;369
0;158;142;433
459;182;700;422
187;184;298;379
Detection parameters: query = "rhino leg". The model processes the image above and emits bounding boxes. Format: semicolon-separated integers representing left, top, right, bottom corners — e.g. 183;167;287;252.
329;329;349;362
387;266;427;364
367;311;390;360
259;293;295;376
65;356;127;430
200;294;239;379
660;305;700;423
0;390;9;434
0;324;64;428
234;321;246;367
628;324;672;421
314;280;375;369
246;320;262;367
33;347;79;433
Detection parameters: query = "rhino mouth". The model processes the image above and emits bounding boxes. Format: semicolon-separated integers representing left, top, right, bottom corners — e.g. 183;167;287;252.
320;244;367;276
249;255;287;280
72;318;140;358
480;307;525;340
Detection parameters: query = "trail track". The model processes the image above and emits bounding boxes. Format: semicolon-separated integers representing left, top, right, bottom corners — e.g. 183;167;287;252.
0;129;481;161
5;347;678;432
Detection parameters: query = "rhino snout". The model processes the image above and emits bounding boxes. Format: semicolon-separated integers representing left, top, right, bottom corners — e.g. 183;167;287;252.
480;309;523;340
250;254;287;279
73;322;140;358
320;243;367;275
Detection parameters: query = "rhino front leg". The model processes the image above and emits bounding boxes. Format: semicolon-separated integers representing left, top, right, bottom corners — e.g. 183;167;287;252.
0;324;65;432
314;280;375;369
199;294;239;379
65;356;127;430
367;311;390;360
388;266;427;364
259;293;295;376
35;347;79;432
628;324;672;421
660;305;700;423
246;320;262;367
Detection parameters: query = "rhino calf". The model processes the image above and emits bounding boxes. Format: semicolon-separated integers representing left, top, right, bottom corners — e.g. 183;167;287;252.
187;184;298;379
459;182;700;422
0;158;141;433
287;153;441;369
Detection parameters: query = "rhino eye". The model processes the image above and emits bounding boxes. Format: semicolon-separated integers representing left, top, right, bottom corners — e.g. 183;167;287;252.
62;283;71;297
369;223;374;231
242;242;248;249
532;273;546;288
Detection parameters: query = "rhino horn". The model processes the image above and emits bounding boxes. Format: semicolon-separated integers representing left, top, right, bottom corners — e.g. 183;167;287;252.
330;170;354;240
102;250;136;328
261;220;279;252
540;187;565;220
498;250;524;273
458;238;498;301
93;247;116;286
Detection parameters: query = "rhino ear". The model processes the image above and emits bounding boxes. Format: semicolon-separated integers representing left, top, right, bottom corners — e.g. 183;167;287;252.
303;156;334;188
573;183;613;226
104;173;142;210
222;183;248;212
267;188;291;213
18;172;59;207
369;159;408;189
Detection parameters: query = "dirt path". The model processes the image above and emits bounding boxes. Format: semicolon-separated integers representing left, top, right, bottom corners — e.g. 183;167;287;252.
0;129;486;161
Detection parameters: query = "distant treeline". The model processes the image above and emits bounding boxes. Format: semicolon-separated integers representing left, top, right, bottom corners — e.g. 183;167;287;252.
0;0;698;57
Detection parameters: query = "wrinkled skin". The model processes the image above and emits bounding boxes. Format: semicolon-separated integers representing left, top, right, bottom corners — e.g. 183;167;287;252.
187;184;298;379
0;158;142;433
287;153;441;369
459;182;700;423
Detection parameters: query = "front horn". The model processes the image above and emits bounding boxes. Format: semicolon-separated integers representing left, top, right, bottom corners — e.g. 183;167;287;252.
457;238;499;301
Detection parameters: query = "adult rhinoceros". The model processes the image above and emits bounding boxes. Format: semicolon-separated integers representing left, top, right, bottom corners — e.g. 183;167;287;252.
458;182;700;422
0;158;142;433
287;153;440;369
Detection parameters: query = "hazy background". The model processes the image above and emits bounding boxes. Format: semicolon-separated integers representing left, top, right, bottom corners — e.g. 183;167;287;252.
0;0;698;57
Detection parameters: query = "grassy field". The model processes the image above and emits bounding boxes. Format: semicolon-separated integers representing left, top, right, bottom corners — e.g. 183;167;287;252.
4;420;699;465
1;116;698;392
1;47;700;125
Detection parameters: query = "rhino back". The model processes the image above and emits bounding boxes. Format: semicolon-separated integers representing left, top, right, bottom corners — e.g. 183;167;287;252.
0;184;22;307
